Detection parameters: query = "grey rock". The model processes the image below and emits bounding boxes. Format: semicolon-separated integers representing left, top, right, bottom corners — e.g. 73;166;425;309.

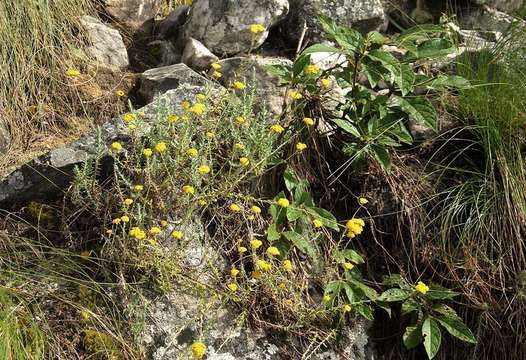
146;40;181;67
81;16;129;68
472;0;524;14
216;56;292;116
182;38;219;72
458;5;522;33
0;118;9;153
139;63;219;103
285;0;386;45
157;5;190;40
104;0;163;29
183;0;289;55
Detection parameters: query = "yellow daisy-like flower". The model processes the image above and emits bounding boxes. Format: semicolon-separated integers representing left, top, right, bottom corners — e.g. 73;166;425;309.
196;93;206;100
123;113;136;122
343;262;354;270
229;203;241;212
128;124;137;130
249;23;266;34
238;246;248;253
189;103;206;115
143;148;153;157
111;142;122;151
250;239;263;249
343;304;352;312
167;114;178;123
415;281;430;295
304;64;320;75
154;142;167;153
65;68;80;77
211;63;221;70
282;259;293;272
187;148;199;157
198;164;211;174
191;341;206;358
288;90;302;100
132;185;144;191
212;71;222;79
358;197;369;205
115;90;125;97
236;116;246;124
248;214;255;221
277;198;289;208
171;230;184;240
252;270;262;279
296;142;307;152
251;205;262;214
139;111;146;117
232;81;246;90
129;227;146;240
149;227;162;235
106;229;113;235
198;199;207;206
124;198;134;206
323;295;331;302
120;215;130;223
112;218;121;225
346;218;365;238
227;283;238;292
182;185;195;194
303;117;315;126
182;100;191;109
234;143;245;150
160;220;168;227
239;157;250;166
266;246;281;256
312;219;323;228
320;78;332;88
230;268;240;277
278;283;286;289
256;259;272;271
206;131;215;139
270;124;285;134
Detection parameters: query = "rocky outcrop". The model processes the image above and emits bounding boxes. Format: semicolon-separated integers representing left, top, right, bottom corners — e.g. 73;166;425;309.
472;0;525;14
156;5;190;40
285;0;386;45
183;0;290;55
182;38;219;72
104;0;163;29
81;16;129;68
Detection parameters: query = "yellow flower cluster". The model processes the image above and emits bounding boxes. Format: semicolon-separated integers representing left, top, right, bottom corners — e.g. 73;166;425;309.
191;342;206;358
282;259;293;272
256;259;272;271
415;281;429;294
198;164;211;174
129;227;146;240
296;142;307;152
304;64;320;75
250;239;262;249
182;185;195;194
111;142;122;151
277;198;289;208
66;68;80;77
154;142;167;153
312;219;323;228
303;117;315;126
249;23;266;34
320;78;332;88
288;91;302;100
358;197;368;205
143;148;153;157
239;157;250;166
270;124;285;134
123;113;136;123
115;90;125;97
266;246;280;256
172;230;184;240
189;103;206;114
187;148;199;157
229;203;241;212
346;218;365;238
232;81;246;90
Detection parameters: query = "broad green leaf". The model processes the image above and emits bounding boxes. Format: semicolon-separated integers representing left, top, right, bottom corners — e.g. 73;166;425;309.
401;298;420;315
427;75;471;90
403;324;423;350
318;15;364;53
367;31;387;45
283;231;316;258
294;54;311;77
371;144;392;172
395;63;416;96
325;280;343;294
343;283;358;303
361;58;385;88
307;207;340;231
396;24;448;54
422;318;442;359
425;284;459;300
334;249;365;264
284;169;299;192
392;96;437;130
286;207;303;222
436;316;477;344
409;38;455;60
432;304;460;319
354;303;374;320
376;301;392;318
377;288;411;302
382;274;411;289
264;64;292;81
301;43;340;55
267;223;281;241
296;191;314;207
348;279;378;301
332;118;361;137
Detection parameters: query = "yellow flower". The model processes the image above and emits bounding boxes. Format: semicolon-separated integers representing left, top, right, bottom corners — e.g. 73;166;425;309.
296;142;307;152
230;268;240;277
198;199;207;206
124;198;134;206
285;298;293;305
270;124;285;134
415;281;430;295
106;229;113;235
191;341;206;358
80;250;91;259
182;185;195;194
251;205;261;214
149;227;162;235
160;220;168;227
65;68;80;77
303;117;315;126
250;239;262;249
212;71;222;79
128;124;137;130
171;230;184;240
249;23;266;33
132;185;144;191
312;219;323;228
115;90;125;97
304;64;320;75
239;157;250;166
120;215;130;223
154;142;167;153
252;270;262;279
248;214;255;221
111;142;122;151
346;218;365;238
277;198;289;208
278;283;286;289
112;218;121;225
189;103;206;115
182;100;191;109
343;304;352;312
256;259;272;271
229;203;241;212
198;164;211;174
323;295;331;302
234;143;245;150
320;78;332;88
148;238;158;246
196;93;206;100
211;63;221;70
187;148;199;157
266;246;281;256
123;113;136;122
129;227;146;240
227;283;238;292
288;90;302;100
343;262;354;270
282;259;293;272
206;131;215;139
232;81;246;90
238;246;248;253
236;116;246;124
167;114;178;123
143;148;153;157
358;197;369;205
139;111;146;117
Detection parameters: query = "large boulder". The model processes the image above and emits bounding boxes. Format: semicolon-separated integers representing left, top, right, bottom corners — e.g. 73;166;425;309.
183;0;290;55
285;0;386;45
458;5;520;33
81;16;129;68
156;5;190;40
104;0;163;29
182;38;219;72
472;0;525;14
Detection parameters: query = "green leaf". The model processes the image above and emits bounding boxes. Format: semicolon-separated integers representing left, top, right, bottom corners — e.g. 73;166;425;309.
294;54;311;77
286;207;303;222
401;298;420;315
376;301;392;318
283;231;316;258
301;43;340;55
343;283;358;303
422;318;442;359
348;279;378;301
371;144;392;172
354;303;374;320
264;64;292;82
361;59;385;88
392;96;437;130
436;316;477;344
332;118;361;137
296;191;314;207
266;223;281;241
318;15;364;53
382;274;411;288
377;288;411;302
367;31;387;45
427;75;470;90
409;38;455;61
334;249;365;264
284;169;299;192
395;63;416;96
425;284;459;300
307;207;340;231
403;324;423;350
396;24;448;54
